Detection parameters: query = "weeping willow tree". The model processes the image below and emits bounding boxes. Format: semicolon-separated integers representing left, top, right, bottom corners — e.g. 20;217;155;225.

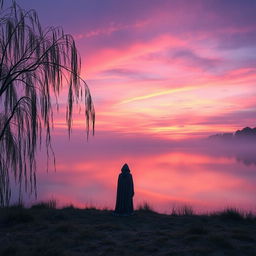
0;1;95;206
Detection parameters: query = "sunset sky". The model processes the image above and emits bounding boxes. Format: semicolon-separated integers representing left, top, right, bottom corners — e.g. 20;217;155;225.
19;0;256;139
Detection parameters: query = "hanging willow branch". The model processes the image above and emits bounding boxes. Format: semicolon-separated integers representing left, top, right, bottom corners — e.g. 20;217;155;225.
0;1;95;206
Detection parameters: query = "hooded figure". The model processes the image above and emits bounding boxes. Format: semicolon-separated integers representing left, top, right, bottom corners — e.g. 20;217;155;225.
114;163;134;215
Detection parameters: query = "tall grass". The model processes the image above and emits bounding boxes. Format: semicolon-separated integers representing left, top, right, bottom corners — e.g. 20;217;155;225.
211;208;247;220
31;199;57;209
171;205;194;216
1;200;255;221
137;202;155;212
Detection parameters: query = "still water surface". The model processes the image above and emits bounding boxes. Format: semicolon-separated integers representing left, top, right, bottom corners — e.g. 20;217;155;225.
26;132;256;214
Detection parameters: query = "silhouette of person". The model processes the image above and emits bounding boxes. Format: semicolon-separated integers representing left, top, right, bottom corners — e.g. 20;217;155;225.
114;163;134;216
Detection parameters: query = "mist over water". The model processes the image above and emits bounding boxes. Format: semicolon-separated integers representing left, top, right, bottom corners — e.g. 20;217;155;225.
13;131;256;214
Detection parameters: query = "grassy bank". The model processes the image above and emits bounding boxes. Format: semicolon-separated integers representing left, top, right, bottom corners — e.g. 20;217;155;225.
0;203;255;256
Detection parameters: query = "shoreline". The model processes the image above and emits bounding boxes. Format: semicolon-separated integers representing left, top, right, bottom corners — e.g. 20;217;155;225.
0;202;255;255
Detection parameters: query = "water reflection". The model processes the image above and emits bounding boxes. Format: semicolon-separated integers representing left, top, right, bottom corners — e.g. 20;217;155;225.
24;131;256;214
236;154;256;166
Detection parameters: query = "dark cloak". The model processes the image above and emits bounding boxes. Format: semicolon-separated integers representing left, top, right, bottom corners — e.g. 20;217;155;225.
114;164;134;215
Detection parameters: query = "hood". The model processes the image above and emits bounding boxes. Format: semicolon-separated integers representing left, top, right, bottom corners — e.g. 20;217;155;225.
121;163;130;174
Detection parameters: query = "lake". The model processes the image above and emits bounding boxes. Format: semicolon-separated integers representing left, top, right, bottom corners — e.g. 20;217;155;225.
18;131;256;214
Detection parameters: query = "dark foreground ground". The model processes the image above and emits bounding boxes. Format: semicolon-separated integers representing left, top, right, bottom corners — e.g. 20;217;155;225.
0;204;255;256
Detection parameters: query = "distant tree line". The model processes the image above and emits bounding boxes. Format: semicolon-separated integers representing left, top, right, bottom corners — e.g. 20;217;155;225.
209;127;256;141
